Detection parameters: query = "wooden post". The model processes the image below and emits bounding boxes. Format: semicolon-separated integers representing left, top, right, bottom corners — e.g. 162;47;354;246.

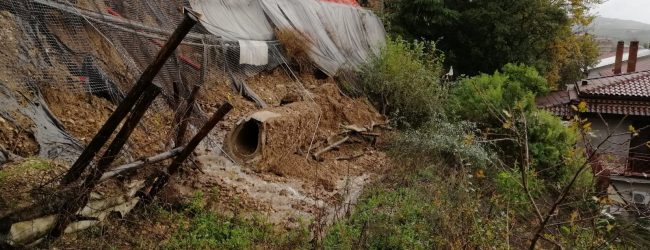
175;84;201;147
201;38;209;85
49;86;160;238
84;85;160;186
100;147;185;182
145;102;233;202
61;8;200;185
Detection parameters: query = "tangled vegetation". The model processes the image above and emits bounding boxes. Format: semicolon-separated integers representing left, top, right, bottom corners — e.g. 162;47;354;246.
349;37;445;129
325;37;650;248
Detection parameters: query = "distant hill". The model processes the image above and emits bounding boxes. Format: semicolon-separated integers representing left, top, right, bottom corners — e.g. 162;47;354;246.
591;16;650;43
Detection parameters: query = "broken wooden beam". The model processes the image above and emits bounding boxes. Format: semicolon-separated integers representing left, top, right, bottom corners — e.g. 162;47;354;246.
144;102;233;202
100;147;184;182
61;8;200;185
84;85;160;186
313;136;350;160
336;152;364;161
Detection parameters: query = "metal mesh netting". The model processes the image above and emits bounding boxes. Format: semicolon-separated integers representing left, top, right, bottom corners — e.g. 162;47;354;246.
0;0;284;107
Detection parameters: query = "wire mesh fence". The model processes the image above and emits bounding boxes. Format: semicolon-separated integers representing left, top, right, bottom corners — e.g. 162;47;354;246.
0;0;285;107
0;0;303;164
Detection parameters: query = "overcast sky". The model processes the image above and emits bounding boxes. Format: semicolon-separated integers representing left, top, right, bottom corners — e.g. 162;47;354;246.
593;0;650;24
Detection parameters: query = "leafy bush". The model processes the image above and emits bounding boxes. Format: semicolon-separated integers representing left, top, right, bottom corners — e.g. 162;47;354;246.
352;36;445;129
526;110;579;182
449;64;579;182
391;118;493;169
449;63;548;125
494;169;543;212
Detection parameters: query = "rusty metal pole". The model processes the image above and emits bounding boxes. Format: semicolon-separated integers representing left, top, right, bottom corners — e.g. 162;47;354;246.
61;8;200;185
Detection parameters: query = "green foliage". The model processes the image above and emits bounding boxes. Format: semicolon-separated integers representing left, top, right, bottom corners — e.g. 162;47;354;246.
163;192;309;250
527;110;578;181
354;36;444;129
387;0;600;87
450;65;579;183
391;118;493;169
323;163;509;249
450;63;548;125
494;170;542;212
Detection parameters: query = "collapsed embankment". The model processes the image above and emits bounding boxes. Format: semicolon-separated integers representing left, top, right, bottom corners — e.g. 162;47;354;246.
0;8;390;247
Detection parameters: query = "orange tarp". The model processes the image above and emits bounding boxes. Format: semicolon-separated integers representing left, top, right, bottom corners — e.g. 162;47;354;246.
321;0;360;7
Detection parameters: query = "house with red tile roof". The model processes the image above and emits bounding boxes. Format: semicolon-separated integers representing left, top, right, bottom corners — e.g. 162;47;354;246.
537;68;650;209
588;41;650;78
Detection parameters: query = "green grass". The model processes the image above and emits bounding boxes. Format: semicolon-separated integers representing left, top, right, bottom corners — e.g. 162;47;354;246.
323;163;510;249
0;157;51;183
162;192;310;250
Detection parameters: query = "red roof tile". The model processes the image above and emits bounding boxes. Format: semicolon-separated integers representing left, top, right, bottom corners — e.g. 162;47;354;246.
537;70;650;116
536;90;576;117
577;70;650;98
582;99;650;116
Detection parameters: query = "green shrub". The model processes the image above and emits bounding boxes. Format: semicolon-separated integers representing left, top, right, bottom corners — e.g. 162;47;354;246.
449;63;548;126
352;36;445;129
526;110;579;182
450;64;578;183
494;169;543;212
391;118;493;169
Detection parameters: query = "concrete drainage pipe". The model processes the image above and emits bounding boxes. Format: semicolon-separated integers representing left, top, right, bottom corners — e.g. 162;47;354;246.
225;102;318;171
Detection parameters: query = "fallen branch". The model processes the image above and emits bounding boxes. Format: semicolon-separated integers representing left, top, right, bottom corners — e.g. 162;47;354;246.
313;136;350;160
336;152;364;161
99;147;184;182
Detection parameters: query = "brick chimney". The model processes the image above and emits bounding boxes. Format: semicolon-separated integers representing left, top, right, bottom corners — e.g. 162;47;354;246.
613;41;624;75
627;41;639;73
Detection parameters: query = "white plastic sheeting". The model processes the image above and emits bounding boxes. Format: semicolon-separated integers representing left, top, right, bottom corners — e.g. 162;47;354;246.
239;40;269;66
189;0;274;41
189;0;386;76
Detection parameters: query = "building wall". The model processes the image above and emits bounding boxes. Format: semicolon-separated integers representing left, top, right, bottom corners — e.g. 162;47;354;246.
609;177;650;210
585;114;631;172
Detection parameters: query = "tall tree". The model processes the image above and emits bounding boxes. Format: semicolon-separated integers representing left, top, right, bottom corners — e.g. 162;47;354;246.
388;0;600;89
